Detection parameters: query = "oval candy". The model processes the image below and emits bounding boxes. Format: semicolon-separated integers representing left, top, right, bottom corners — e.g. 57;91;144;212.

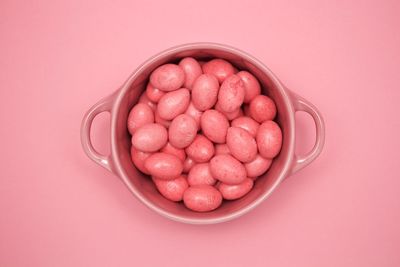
153;175;188;202
131;123;167;152
168;114;198;149
127;103;154;134
150;64;185;92
179;57;202;90
183;185;222;212
144;152;183;180
200;109;229;144
217;178;254;200
217;74;245;113
248;95;277;123
202;59;235;83
185;134;215;163
209;154;247;184
191;74;219;111
157;88;190;120
256;120;283;158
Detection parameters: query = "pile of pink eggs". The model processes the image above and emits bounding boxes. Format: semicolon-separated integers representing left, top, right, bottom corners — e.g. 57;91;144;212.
128;57;282;212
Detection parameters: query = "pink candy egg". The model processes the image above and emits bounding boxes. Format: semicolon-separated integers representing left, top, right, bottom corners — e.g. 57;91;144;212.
150;64;185;92
215;144;231;155
144;152;183;180
127;103;154;134
244;154;272;178
161;142;186;162
187;163;216;186
130;147;151;174
131;123;167;152
248;95;277;123
226;127;257;163
146;83;165;103
200;109;229;144
191;74;219;111
185;134;215;163
184;101;203;128
183;157;195;173
183;185;223;212
217;74;245;113
202;59;235;83
217;178;254;200
157;88;190;120
231;116;259;137
179;57;202;90
153;175;188;202
237;71;261;103
256;120;283;159
168;114;198;149
209;154;247;185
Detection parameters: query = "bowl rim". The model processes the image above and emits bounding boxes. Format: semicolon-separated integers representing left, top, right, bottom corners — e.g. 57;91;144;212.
110;42;296;224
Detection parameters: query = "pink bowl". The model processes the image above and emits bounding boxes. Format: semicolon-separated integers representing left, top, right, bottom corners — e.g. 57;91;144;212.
81;43;325;224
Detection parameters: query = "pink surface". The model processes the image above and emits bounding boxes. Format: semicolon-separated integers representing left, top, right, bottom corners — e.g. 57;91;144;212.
0;0;399;266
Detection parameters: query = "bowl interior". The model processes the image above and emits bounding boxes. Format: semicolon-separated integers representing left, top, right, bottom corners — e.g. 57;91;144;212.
113;45;293;223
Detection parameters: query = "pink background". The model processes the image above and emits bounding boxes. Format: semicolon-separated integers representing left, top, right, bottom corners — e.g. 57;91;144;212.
1;0;399;266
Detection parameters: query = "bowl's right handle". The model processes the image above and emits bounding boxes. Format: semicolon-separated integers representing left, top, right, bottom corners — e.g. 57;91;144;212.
289;91;325;174
80;93;116;173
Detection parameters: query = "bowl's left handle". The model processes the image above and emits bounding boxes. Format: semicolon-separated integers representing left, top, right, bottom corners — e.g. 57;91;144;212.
81;94;116;172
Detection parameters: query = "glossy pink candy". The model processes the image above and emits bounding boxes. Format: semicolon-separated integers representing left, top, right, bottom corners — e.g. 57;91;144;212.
226;127;257;163
191;74;219;111
202;58;235;83
185;134;215;163
256;120;283;159
244;154;272;178
231;116;259;137
150;63;185;92
157;88;190;120
209;154;247;185
217;178;254;200
131;123;167;152
217;74;245;113
237;71;261;103
168;114;198;149
200;109;229;144
127;103;154;134
183;185;223;212
179;57;202;90
144;152;183;180
153;175;189;202
248;95;277;123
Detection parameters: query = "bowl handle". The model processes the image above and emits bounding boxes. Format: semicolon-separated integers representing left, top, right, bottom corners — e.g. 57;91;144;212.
80;93;116;172
289;91;325;174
